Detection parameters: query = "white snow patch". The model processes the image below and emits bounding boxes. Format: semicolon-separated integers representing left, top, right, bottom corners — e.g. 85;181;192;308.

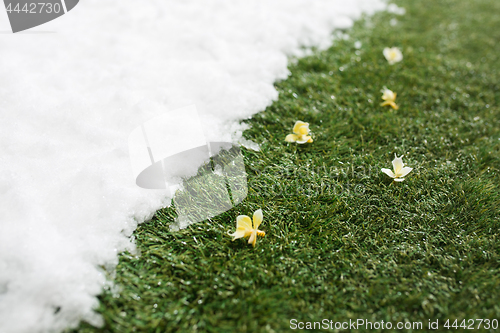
0;0;386;332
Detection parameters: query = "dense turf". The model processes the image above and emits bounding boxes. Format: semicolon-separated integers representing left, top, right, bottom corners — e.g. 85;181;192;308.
73;0;500;332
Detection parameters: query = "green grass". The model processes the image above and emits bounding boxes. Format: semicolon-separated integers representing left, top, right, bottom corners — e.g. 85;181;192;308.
73;0;500;332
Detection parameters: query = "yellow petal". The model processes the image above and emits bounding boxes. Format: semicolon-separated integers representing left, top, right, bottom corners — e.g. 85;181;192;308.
383;47;392;61
296;125;309;136
253;209;263;229
383;47;403;64
228;215;253;240
392;154;404;174
248;231;257;247
227;229;246;239
382;90;396;102
296;135;312;144
382;101;399;109
381;168;395;178
285;134;298;142
293;121;307;134
397;166;413;178
381;87;397;102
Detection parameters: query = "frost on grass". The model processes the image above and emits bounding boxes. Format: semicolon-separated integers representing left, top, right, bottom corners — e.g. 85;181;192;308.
0;0;386;332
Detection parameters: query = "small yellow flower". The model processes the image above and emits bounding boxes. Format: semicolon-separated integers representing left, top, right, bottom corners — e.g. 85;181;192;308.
380;87;399;110
381;154;413;182
227;209;265;247
383;47;403;65
285;121;313;144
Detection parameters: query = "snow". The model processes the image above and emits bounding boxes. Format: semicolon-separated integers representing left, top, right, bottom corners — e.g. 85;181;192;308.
0;0;386;332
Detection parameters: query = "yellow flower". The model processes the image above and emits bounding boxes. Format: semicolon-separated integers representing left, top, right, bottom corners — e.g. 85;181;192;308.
227;209;265;247
285;121;313;144
381;154;413;182
380;87;399;110
383;47;403;65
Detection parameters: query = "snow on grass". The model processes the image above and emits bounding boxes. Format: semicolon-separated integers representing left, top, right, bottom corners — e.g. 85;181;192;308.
0;0;386;332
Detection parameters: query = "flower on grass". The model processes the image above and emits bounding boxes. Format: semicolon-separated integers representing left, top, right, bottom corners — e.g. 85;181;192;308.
228;209;265;247
383;47;403;65
381;154;413;182
285;121;313;144
380;87;399;110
